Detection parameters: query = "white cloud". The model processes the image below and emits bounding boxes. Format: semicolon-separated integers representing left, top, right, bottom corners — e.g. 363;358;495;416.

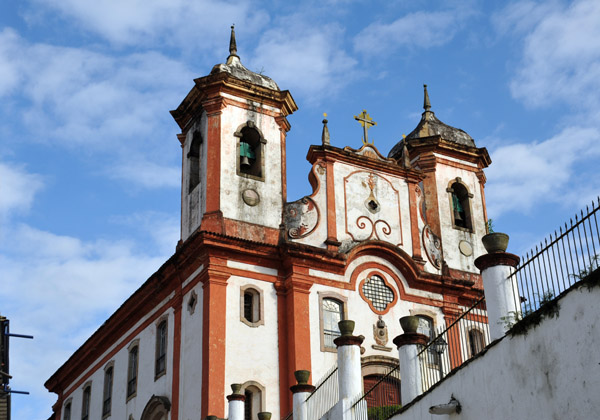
249;20;358;102
0;29;191;189
0;161;44;217
353;8;473;56
485;126;600;217
507;0;600;110
0;223;171;420
28;0;268;49
108;160;181;190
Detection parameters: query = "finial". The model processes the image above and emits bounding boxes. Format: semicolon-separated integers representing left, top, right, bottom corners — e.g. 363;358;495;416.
423;84;431;111
229;24;238;58
322;113;330;145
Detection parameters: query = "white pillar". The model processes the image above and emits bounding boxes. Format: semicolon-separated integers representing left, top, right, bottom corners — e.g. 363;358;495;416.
226;384;245;420
290;370;315;420
393;331;428;405
334;320;364;401
475;252;520;340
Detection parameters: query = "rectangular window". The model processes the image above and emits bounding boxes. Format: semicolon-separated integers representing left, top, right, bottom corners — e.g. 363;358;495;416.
102;367;113;416
81;386;91;420
127;346;138;398
63;403;71;420
155;321;167;378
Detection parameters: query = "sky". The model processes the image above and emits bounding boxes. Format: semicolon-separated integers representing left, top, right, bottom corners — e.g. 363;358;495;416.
1;0;599;418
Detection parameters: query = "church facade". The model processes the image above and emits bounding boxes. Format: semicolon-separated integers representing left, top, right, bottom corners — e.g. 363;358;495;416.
45;28;492;420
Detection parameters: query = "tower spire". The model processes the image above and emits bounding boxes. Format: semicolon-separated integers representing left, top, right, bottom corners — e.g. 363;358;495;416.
423;84;431;112
229;24;238;57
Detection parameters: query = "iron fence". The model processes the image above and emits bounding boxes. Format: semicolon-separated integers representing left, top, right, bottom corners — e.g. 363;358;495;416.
508;197;600;318
417;297;490;392
305;363;338;420
351;364;401;420
281;411;293;420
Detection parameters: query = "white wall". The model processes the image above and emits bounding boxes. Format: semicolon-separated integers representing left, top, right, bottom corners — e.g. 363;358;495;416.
392;284;600;420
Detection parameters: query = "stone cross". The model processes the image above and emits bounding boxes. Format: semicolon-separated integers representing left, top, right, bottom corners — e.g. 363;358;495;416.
354;109;377;145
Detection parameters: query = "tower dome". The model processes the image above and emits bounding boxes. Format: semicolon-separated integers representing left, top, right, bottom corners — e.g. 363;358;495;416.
388;85;475;159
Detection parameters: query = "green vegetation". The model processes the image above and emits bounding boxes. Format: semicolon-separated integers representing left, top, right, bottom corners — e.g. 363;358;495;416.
367;405;402;420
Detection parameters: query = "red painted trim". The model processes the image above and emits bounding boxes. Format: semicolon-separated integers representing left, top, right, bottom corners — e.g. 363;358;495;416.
204;108;222;215
325;160;337;249
357;270;399;315
201;271;229;418
276;284;291;414
171;293;183;420
407;180;423;260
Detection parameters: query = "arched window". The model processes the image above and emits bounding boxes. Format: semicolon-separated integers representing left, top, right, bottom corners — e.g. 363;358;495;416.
188;131;202;193
155;320;167;378
235;122;265;180
448;180;473;230
103;365;113;417
81;384;91;420
468;329;485;358
63;401;72;420
242;382;264;420
240;286;264;327
127;344;138;398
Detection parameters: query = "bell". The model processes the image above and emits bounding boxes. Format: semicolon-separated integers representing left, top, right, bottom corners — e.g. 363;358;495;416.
454;209;463;222
240;155;251;169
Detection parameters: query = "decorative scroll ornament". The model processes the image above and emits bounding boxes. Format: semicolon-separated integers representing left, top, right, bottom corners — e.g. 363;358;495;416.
422;225;442;268
284;197;319;239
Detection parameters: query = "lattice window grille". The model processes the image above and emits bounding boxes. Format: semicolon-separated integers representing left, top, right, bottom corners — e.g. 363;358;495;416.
362;275;394;311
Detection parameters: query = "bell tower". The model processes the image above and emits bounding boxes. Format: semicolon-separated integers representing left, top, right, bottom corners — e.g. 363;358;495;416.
171;26;297;243
388;85;491;275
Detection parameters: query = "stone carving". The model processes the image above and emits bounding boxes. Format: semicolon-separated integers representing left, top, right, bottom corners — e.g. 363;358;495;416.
373;315;389;346
242;189;260;206
422;225;442;269
284;197;319;239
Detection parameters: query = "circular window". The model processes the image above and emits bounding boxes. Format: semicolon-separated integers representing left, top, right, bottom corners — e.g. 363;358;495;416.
361;275;395;312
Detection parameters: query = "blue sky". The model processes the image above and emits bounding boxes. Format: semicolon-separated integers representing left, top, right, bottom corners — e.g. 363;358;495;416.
1;0;599;418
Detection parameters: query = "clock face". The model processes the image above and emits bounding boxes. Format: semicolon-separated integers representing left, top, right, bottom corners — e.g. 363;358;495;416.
459;240;473;257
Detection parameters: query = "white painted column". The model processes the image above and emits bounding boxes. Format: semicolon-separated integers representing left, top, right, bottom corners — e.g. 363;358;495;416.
290;370;315;420
334;320;364;401
393;324;429;406
226;384;245;420
475;252;520;340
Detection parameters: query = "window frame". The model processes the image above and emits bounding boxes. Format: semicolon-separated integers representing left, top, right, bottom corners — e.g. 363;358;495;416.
126;340;139;401
241;381;265;420
81;382;91;420
102;361;114;418
318;292;348;353
240;285;264;327
447;178;474;232
155;318;168;380
358;271;397;315
234;121;266;182
187;130;203;193
63;398;72;420
467;328;485;358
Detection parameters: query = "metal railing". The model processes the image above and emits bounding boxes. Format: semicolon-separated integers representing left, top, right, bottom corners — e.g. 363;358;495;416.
281;410;293;420
417;297;490;393
509;197;600;318
351;364;401;420
306;363;338;420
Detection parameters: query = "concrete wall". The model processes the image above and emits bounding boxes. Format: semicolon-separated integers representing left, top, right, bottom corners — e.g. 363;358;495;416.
392;283;600;420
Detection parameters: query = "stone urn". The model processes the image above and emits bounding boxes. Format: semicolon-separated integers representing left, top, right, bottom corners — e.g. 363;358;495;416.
258;412;272;420
230;383;242;395
399;315;420;334
294;370;310;385
338;320;355;336
482;232;509;253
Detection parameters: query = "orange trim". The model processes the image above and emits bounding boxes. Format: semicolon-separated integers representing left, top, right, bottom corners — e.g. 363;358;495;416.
284;277;313;401
434;156;482;172
280;126;287;203
201;271;229;418
171;293;183;420
204;108;222;215
422;170;441;236
407;181;423;260
325;160;337;249
276;283;291;414
443;312;463;370
357;270;399;315
478;170;488;226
